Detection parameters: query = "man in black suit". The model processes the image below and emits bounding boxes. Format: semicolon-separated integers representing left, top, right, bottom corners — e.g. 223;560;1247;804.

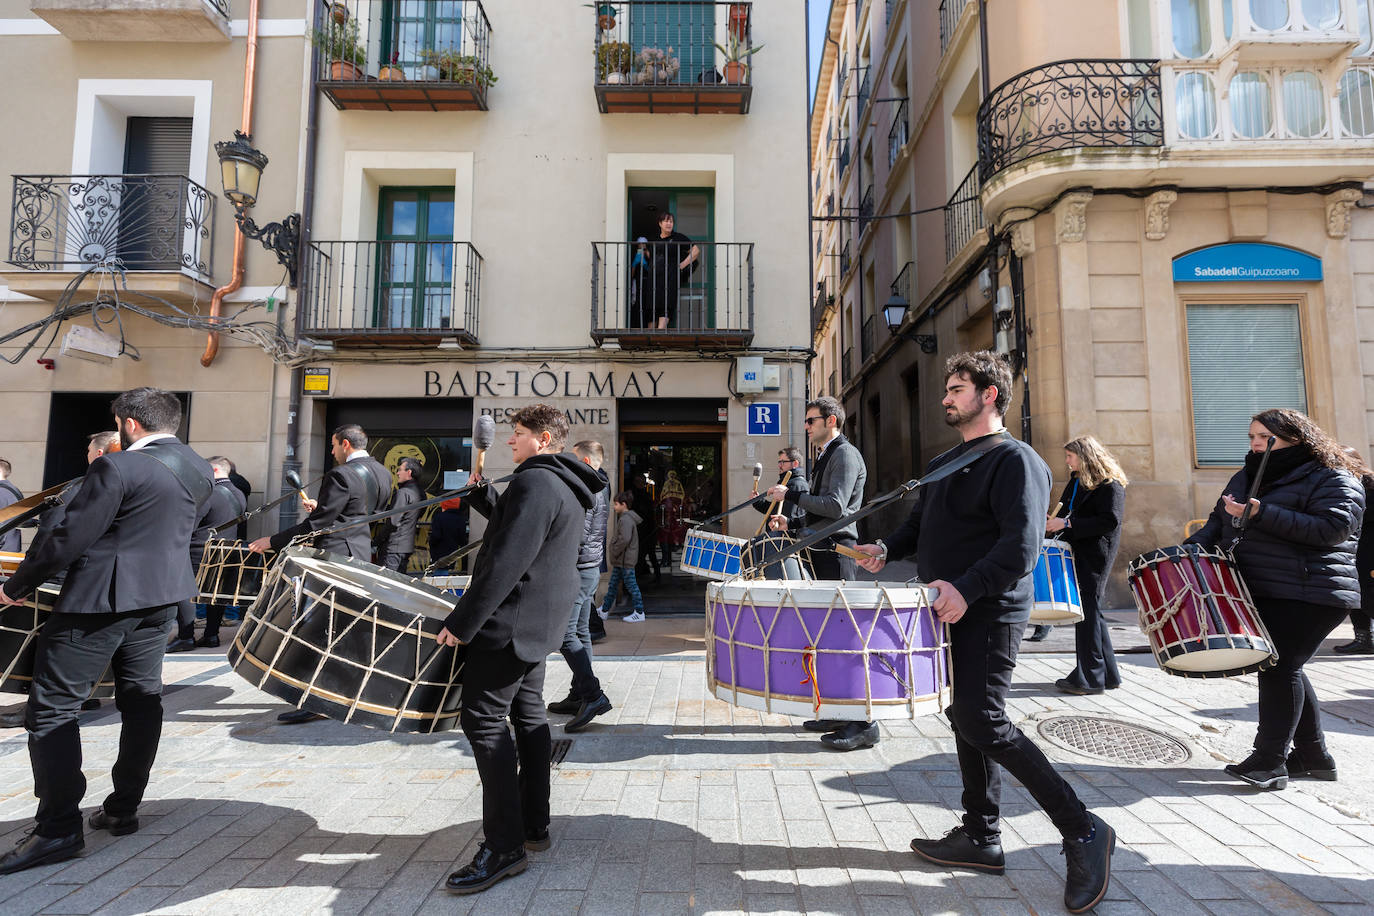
248;424;388;723
752;445;810;533
435;405;604;896
225;459;252;542
0;388;212;874
374;456;424;573
0;458;23;553
168;456;247;651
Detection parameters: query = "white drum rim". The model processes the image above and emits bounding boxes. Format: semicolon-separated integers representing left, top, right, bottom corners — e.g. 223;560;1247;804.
1161;645;1273;672
709;682;949;721
707;578;938;606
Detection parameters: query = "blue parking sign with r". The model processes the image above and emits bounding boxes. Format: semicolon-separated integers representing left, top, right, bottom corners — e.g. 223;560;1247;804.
747;403;781;436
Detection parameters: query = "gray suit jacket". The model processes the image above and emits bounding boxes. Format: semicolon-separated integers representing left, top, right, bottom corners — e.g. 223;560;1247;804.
785;435;867;543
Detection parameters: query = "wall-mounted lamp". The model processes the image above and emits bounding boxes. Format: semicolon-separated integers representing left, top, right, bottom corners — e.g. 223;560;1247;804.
215;130;301;288
882;291;938;354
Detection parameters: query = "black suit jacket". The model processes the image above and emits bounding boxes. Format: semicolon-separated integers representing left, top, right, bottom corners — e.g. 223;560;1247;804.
269;454;389;559
2;438;213;614
191;478;248;569
375;479;424;555
751;472;810;532
0;480;22;553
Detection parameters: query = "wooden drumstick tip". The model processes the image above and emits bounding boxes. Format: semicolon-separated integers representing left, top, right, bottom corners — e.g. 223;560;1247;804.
833;543;867;561
1049;501;1062;519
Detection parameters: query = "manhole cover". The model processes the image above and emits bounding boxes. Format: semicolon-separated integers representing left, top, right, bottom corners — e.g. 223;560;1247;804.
1036;715;1190;766
550;738;573;769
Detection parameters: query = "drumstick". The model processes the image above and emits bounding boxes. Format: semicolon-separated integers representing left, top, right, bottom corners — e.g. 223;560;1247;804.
834;543;867;561
1049;501;1062;519
472;415;496;480
1237;437;1276;530
750;462;762;498
755;471;792;537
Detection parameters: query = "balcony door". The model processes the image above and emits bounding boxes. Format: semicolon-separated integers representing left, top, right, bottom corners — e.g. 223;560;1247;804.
119;116;192;271
381;1;471;77
377;187;454;330
629;2;716;84
627;187;714;327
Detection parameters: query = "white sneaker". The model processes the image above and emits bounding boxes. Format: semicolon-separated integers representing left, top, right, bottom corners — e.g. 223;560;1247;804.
623;611;645;623
597;606;609;621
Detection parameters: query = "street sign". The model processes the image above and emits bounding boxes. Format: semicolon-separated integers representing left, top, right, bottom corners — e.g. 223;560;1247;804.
746;402;781;436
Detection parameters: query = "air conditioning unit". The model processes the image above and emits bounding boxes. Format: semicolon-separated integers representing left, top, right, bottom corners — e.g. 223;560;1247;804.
60;326;121;364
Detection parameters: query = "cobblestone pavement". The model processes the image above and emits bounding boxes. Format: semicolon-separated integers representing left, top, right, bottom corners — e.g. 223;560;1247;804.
0;620;1371;915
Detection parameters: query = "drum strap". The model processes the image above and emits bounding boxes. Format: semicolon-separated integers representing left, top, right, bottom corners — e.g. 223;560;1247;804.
346;461;386;516
132;442;213;512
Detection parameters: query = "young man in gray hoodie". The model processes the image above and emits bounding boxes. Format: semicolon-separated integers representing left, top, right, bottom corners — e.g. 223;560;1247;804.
599;491;646;623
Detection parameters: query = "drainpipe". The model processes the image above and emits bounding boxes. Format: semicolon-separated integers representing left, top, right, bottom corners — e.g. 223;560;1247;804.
201;0;260;368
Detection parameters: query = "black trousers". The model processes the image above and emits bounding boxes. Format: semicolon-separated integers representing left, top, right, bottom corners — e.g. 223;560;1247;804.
27;604;176;837
948;612;1091;843
460;644;551;855
1068;576;1120;690
174;598;196;641
1252;597;1347;763
809;539;857;581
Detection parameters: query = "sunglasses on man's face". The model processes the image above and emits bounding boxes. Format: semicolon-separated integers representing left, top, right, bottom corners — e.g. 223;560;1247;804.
803;416;824;426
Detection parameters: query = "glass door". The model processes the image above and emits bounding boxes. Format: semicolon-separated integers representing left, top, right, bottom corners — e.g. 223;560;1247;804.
627;187;715;328
382;0;471;77
377;187;455;330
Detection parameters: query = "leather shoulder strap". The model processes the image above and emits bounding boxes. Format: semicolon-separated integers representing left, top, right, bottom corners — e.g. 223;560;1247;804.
345;460;385;515
133;441;213;510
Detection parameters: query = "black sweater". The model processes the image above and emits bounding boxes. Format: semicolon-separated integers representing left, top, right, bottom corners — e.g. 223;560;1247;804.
1052;476;1125;605
883;433;1051;622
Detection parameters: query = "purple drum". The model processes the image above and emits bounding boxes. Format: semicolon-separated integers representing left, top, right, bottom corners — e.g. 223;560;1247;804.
706;579;950;720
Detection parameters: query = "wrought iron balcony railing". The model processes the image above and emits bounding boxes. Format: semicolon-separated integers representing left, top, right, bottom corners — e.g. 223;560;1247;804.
977;59;1164;181
891;260;912;306
857;65;872;119
315;0;493;111
7;174;215;281
841;238;852;276
828;369;839;397
842;346;853;384
838;136;851;177
591;240;753;347
593;1;754;114
944;164;983;263
304;240;482;344
939;0;970;53
811;281;831;330
860;313;876;362
888;98;910;167
859;184;875;235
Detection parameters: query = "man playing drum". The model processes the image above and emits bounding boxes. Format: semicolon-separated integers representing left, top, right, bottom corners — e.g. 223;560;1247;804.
855;352;1115;915
435;405;605;895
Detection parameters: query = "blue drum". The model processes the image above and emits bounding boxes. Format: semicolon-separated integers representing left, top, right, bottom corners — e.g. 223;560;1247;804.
1031;538;1084;625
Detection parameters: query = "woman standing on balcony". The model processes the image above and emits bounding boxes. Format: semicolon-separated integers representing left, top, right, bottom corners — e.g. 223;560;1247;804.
1044;436;1127;695
647;211;698;330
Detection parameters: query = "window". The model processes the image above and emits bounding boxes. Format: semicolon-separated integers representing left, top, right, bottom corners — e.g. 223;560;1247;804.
383;1;479;78
1172;0;1211;57
1251;0;1290;30
378;187;455;329
1229;72;1274;137
1187;302;1307;466
1338;68;1374;135
1281;71;1325;136
1177;71;1219;137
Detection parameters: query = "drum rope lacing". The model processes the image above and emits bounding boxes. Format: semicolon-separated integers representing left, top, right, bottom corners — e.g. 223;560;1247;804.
800;647;821;715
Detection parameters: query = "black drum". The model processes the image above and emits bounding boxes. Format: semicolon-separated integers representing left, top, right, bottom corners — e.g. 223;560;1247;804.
197;539;273;607
0;583;116;699
227;547;464;734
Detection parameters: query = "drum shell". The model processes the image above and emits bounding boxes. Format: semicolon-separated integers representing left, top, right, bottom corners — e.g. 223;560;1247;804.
740;533;811;581
421;575;469;598
228;547;464;733
197;540;273;607
680;529;747;580
1031;538;1084;625
706;579;950;720
1128;545;1277;678
0;585;115;699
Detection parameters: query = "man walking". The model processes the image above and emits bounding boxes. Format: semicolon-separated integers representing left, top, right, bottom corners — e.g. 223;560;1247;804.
765;396;872;750
168;456;247;652
0;388;211;874
374;456;425;573
436;405;604;895
855;352;1114;914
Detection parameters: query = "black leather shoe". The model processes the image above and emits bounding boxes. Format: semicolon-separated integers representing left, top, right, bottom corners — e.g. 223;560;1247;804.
166;638;197;653
1025;625;1052;642
88;808;139;836
1063;813;1115;913
1224;753;1288;790
565;693;612;733
820;721;879;751
445;842;527;895
546;694;581;716
277;709;327;725
1055;678;1105;696
1333;632;1374;655
525;828;551;851
0;830;84;875
0;711;24;729
1286;748;1337;781
196;635;221;649
80;698;101;711
801;719;848;733
910;827;1005;874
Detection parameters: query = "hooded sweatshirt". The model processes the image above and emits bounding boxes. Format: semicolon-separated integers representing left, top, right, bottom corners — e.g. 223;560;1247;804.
608;508;642;567
442;452;605;662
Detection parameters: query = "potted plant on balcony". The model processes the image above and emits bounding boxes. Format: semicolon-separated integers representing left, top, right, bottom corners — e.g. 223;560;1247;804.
729;2;749;39
597;40;633;84
584;3;618;31
313;16;366;81
419;49;498;89
715;33;762;85
378;51;405;82
635;47;680;85
330;2;349;25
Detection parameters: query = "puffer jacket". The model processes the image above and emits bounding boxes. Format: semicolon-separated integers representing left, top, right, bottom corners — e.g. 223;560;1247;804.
608;508;641;567
577;469;610;569
1186;458;1364;609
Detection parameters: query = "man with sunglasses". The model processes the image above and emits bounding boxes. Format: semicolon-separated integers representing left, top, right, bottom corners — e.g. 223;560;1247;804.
765;397;873;750
752;446;808;533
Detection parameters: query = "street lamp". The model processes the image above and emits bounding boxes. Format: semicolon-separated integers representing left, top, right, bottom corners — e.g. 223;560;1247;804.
883;290;937;354
214;130;301;288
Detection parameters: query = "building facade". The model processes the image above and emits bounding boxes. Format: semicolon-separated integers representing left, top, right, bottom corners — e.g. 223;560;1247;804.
813;0;1374;601
0;0;811;566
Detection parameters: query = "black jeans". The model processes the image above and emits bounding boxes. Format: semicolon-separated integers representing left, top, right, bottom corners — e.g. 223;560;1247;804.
460;644;551;855
1069;581;1120;690
948;612;1091;843
1253;597;1347;764
27;604;176;837
561;566;602;702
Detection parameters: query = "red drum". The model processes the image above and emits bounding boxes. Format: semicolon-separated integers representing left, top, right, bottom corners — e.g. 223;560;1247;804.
1128;544;1277;678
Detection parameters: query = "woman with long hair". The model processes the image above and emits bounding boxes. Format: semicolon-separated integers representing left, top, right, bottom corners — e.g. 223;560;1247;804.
1045;435;1128;694
1334;447;1374;655
1186;408;1365;789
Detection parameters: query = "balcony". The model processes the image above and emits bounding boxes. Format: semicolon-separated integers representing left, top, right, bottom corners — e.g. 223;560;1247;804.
303;241;482;347
591;241;753;349
828;369;839;396
860;314;876;362
841;238;852;276
4;174;216;305
838;136;852;177
811;281;832;330
891;260;912;307
593;2;754;114
859;183;874;236
977;59;1164;182
939;0;971;54
888;98;910;167
857;66;872;120
1186;0;1365;65
30;0;230;42
316;1;493;112
944;164;984;264
842;346;853;384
